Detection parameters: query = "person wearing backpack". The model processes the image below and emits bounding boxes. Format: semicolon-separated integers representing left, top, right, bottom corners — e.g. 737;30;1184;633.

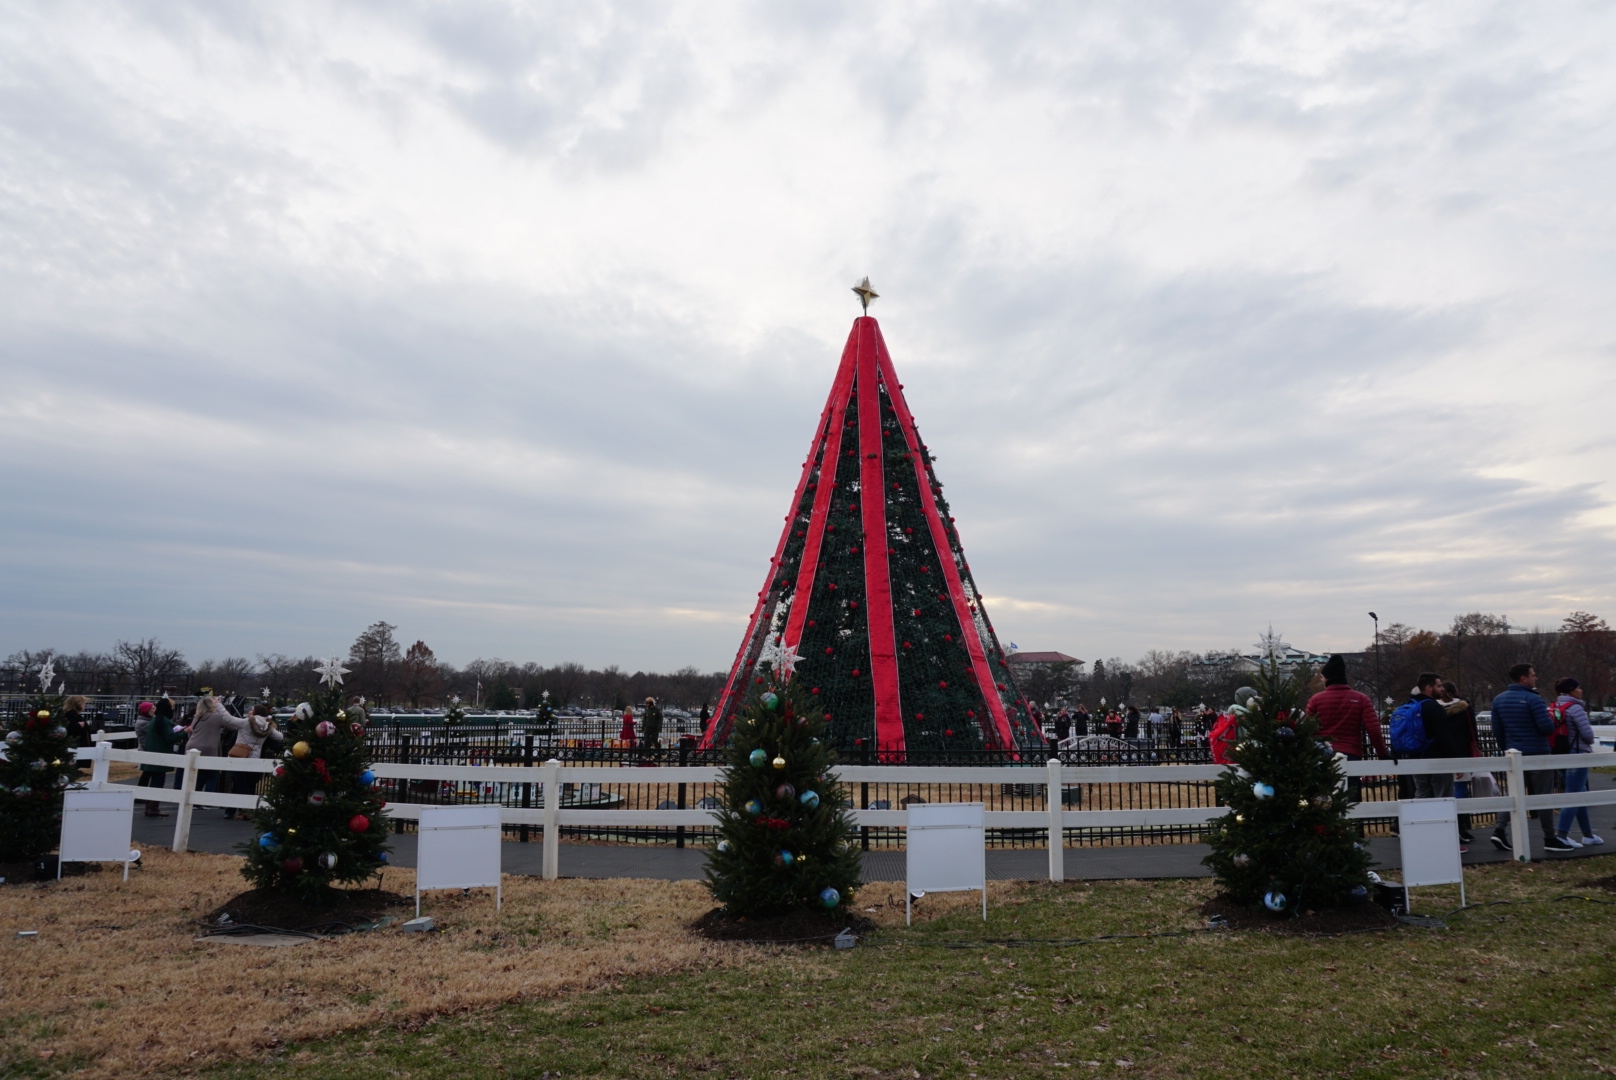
1552;678;1602;847
1389;673;1458;800
1489;664;1574;852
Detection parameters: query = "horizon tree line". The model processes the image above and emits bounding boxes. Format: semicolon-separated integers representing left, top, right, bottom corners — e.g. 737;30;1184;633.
6;611;1612;713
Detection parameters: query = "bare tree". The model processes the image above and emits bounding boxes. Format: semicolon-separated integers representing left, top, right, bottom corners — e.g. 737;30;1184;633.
347;622;402;705
192;657;255;696
399;641;444;707
1560;612;1616;706
113;638;188;695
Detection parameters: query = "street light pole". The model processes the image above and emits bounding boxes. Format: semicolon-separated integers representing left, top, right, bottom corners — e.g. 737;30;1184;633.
1368;612;1381;714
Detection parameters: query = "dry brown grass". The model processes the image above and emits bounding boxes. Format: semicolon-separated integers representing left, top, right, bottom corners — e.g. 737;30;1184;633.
0;849;791;1079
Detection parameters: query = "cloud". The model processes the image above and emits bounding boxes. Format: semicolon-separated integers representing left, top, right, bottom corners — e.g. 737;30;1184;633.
1;0;1614;670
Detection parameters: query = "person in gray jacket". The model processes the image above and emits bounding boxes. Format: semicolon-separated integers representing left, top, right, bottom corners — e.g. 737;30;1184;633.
1490;664;1575;852
1554;678;1603;847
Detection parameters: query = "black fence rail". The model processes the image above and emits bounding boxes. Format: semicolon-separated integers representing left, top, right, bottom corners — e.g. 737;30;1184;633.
353;720;1508;850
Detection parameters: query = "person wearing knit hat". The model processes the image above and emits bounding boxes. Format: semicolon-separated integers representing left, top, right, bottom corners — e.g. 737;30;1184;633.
1304;654;1388;806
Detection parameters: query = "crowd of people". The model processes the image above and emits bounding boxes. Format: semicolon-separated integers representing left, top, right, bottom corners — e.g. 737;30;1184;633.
1205;654;1601;854
131;690;369;818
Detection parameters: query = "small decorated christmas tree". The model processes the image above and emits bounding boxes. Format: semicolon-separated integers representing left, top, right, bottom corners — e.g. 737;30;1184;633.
1;682;85;863
706;642;861;917
1203;659;1371;913
239;657;390;896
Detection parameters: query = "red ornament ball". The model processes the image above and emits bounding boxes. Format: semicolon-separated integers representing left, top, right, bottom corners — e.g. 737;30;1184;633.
274;765;286;778
938;681;948;689
349;814;371;834
315;720;336;738
350;722;364;735
282;856;304;874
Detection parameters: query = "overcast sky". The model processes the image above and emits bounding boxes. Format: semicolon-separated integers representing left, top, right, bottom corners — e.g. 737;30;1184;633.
3;2;1614;672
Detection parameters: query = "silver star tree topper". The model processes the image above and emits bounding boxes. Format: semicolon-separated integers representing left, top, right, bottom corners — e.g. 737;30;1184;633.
1255;627;1291;665
37;657;56;694
313;655;351;688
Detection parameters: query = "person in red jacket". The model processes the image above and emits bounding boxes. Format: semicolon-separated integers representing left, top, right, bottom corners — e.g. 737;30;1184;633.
1306;654;1388;803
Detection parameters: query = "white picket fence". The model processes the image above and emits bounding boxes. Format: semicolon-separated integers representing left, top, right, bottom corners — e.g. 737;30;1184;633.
76;742;1616;880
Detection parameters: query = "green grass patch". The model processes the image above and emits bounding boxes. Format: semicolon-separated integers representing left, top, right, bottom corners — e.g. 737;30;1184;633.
207;860;1616;1079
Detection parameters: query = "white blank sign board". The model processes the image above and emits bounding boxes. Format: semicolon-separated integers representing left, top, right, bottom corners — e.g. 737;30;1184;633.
59;789;137;880
906;802;986;925
416;804;502;915
1398;797;1465;910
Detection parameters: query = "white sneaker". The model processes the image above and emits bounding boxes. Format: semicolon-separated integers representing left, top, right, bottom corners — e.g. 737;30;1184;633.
1557;834;1583;847
1582;834;1605;846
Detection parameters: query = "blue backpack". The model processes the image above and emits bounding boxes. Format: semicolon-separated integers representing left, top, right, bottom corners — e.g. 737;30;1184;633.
1388;699;1430;756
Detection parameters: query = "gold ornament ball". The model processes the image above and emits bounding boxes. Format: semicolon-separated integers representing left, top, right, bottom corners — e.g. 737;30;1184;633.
337;709;347;720
1235;814;1245;823
51;759;61;767
38;710;51;719
772;755;787;770
292;741;312;759
1297;799;1308;809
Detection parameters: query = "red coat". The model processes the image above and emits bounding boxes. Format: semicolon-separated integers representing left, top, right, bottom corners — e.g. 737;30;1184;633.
1305;683;1388;759
1208;713;1239;764
618;711;637;747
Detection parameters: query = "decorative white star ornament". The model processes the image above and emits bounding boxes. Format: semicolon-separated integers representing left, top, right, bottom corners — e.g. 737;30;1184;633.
37;658;56;693
313;655;351;687
852;276;878;313
1254;627;1290;664
758;634;802;679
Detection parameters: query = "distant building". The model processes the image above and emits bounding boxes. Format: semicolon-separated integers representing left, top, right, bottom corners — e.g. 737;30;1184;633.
1006;651;1084;675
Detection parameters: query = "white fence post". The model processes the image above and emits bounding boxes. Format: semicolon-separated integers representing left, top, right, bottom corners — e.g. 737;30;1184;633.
1506;749;1529;862
89;741;110;788
542;758;561;880
1047;757;1065;883
172;749;200;854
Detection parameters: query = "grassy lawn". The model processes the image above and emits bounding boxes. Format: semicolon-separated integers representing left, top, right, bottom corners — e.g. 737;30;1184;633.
203;858;1616;1080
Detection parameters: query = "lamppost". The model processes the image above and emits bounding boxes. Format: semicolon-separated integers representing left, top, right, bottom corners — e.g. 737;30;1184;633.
1368;612;1381;714
1455;627;1468;696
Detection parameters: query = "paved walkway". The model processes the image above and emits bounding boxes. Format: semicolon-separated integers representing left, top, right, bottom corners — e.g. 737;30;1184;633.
130;806;1616;882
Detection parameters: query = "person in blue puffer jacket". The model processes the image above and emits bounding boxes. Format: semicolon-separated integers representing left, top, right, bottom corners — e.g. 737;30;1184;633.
1489;663;1575;852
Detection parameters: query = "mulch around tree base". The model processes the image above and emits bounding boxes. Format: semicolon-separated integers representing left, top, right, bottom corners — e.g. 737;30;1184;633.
692;906;876;945
204;887;412;933
1200;895;1399;935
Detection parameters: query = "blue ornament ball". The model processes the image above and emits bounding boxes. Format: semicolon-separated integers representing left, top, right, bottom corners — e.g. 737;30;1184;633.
800;790;821;810
716;839;732;854
378;851;389;864
761;692;779;711
258;833;278;849
775;850;794;867
359;769;376;786
1251;782;1275;799
1263;890;1287;912
749;748;768;768
1349;884;1368;901
744;799;763;816
820;887;841;909
775;782;796;802
1275;725;1296;740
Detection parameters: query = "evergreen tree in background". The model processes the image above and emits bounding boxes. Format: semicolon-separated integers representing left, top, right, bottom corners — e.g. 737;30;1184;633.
1;694;84;863
239;659;390;897
1203;661;1372;913
706;661;861;917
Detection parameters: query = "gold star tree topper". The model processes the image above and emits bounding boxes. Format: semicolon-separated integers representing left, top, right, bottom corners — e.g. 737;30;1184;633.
852;276;878;313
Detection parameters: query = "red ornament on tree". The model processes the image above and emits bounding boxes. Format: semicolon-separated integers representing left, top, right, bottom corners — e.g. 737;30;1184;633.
349;814;370;834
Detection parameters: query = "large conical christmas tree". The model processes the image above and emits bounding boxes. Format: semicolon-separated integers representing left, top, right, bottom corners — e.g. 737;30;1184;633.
701;287;1038;760
239;657;390;897
705;661;861;917
1202;659;1373;913
1;690;85;864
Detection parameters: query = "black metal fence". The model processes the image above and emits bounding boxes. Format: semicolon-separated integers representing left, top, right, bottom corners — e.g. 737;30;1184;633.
355;720;1495;850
